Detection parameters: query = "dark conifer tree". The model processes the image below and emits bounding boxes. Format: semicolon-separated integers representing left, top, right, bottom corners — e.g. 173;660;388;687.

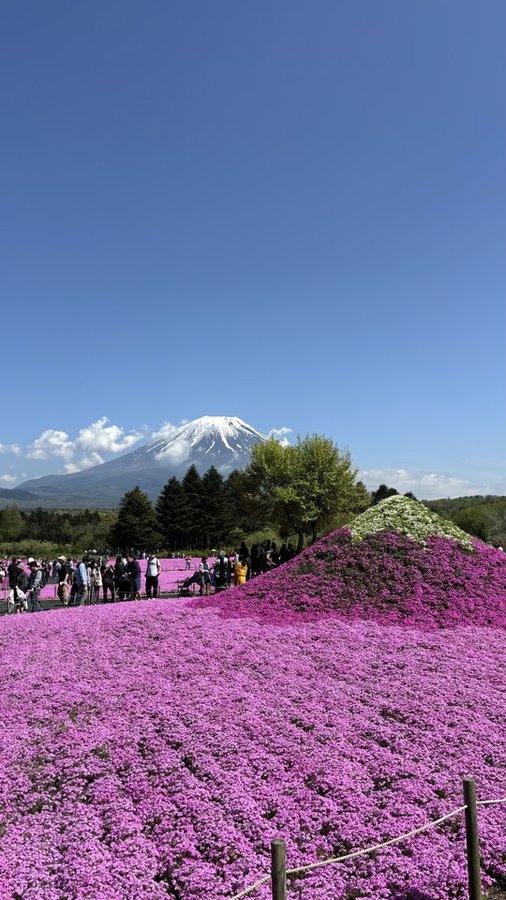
181;465;204;549
201;467;227;549
156;476;186;550
371;484;399;505
110;486;158;551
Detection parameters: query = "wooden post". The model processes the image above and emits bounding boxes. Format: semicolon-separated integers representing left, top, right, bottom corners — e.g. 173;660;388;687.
463;777;482;900
271;839;287;900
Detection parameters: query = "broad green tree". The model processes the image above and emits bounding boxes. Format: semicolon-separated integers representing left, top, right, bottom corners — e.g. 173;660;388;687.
240;435;370;552
110;486;158;551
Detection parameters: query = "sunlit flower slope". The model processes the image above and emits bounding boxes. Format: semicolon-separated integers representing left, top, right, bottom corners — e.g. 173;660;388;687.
0;497;505;900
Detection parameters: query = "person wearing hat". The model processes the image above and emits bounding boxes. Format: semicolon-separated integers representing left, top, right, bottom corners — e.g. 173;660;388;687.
26;560;43;613
57;556;71;607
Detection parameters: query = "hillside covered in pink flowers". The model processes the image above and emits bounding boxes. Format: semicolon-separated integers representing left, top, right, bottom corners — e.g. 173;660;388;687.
0;497;505;899
204;528;506;629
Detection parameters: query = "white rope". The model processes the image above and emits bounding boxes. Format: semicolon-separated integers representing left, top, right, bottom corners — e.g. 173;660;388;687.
285;805;468;877
477;797;506;806
230;805;467;899
231;873;270;899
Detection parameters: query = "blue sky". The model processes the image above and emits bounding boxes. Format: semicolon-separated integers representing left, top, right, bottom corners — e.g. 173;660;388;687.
1;0;504;499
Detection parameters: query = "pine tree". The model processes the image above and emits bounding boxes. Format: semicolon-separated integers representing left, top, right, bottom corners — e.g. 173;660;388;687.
156;477;186;550
110;486;158;551
201;467;227;549
181;465;203;549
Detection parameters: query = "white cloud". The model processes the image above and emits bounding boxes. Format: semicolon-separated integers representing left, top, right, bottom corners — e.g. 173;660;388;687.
0;473;18;483
151;421;179;441
64;452;104;474
0;443;23;455
26;417;142;471
75;417;142;455
360;467;487;500
155;437;191;465
267;426;293;447
27;429;74;461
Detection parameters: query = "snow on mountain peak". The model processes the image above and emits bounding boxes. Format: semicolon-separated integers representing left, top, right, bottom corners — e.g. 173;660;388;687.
153;416;266;468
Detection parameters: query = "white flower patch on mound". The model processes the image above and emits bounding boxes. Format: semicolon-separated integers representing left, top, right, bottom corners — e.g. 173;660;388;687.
349;494;474;549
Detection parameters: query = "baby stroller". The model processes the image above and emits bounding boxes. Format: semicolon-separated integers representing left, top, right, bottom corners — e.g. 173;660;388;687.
177;571;202;597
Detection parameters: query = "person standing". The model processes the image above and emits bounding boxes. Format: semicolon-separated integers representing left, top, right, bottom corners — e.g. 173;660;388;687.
145;553;161;599
125;553;141;600
57;555;71;607
26;560;43;612
89;560;102;604
9;561;28;613
7;556;19;590
101;561;116;602
113;556;125;596
233;555;248;586
198;556;211;596
76;557;89;606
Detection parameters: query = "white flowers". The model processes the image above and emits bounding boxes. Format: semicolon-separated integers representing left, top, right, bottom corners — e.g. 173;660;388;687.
349;495;474;549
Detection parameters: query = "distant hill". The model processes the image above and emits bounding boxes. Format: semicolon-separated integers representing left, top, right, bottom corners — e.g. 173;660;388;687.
0;487;39;502
8;416;266;509
425;495;506;547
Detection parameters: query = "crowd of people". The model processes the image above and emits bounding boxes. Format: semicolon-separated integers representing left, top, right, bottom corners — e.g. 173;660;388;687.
0;539;296;613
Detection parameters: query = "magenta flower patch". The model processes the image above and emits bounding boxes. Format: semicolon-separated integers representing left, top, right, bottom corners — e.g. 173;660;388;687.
1;520;505;898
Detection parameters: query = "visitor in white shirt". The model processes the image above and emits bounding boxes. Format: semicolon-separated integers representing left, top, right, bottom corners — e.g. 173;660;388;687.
145;553;161;599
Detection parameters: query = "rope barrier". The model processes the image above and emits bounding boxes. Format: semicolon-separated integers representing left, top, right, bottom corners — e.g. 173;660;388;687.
230;793;506;899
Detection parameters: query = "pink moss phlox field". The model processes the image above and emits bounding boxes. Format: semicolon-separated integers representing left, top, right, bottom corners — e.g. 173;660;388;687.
201;530;506;629
0;601;505;900
1;530;505;898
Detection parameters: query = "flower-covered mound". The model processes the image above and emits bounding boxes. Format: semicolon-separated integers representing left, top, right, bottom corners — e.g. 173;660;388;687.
203;529;506;629
349;495;473;548
0;601;504;899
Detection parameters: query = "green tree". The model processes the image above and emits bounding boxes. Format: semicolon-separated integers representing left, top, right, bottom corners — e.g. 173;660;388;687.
156;476;186;550
0;505;26;542
453;506;493;543
110;486;158;551
180;465;204;549
371;484;399;505
240;435;369;552
201;467;229;549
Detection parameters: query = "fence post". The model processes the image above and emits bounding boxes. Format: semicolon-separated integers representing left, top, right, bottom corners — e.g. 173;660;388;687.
271;839;287;900
463;777;481;900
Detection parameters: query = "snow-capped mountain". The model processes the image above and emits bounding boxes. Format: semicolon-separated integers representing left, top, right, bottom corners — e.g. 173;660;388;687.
16;416;266;508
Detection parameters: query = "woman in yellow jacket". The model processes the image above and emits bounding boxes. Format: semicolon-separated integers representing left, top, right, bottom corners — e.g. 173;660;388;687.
233;555;248;586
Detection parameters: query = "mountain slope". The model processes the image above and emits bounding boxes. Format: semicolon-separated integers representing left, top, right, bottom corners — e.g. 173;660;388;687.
16;416;266;508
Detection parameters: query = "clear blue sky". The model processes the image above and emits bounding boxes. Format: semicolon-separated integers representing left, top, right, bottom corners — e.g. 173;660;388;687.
1;0;504;498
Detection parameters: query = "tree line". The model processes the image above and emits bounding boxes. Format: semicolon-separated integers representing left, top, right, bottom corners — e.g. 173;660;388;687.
1;435;504;555
112;435;370;553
